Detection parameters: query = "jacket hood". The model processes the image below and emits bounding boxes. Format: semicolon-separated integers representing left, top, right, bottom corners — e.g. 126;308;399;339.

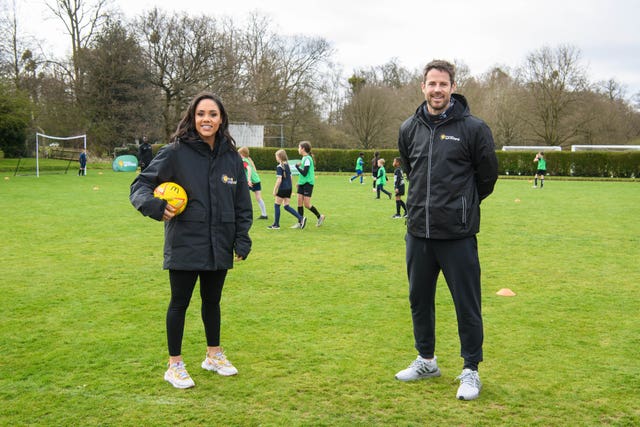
179;132;235;157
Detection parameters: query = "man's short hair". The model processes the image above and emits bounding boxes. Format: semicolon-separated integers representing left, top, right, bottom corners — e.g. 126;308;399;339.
423;60;456;85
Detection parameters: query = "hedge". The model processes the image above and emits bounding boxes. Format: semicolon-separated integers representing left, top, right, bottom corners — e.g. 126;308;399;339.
243;148;639;178
109;143;640;178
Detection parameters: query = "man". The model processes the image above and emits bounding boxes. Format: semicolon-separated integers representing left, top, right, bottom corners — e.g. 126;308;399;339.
138;136;153;172
395;60;498;401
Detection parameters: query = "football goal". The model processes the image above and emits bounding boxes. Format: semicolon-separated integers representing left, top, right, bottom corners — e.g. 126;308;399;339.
570;145;640;152
502;146;562;152
14;133;87;177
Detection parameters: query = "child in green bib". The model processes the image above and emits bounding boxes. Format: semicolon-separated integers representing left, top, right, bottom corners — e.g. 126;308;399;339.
376;158;392;199
294;141;325;227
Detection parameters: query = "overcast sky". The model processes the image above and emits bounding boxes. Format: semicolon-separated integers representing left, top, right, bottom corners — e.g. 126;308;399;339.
16;0;640;98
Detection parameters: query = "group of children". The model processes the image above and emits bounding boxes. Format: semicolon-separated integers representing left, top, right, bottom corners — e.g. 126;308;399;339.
240;145;410;227
239;142;325;230
351;152;407;219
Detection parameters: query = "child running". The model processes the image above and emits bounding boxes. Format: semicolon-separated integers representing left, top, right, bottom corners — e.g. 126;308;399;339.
349;152;365;184
375;158;392;199
294;141;326;227
238;146;268;219
392;157;407;218
268;149;307;230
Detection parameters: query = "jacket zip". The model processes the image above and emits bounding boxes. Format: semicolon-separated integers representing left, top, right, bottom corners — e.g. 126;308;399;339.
425;126;434;238
421;115;454;238
208;151;216;269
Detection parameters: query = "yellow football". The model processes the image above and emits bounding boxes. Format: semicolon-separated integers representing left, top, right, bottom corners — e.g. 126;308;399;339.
154;182;188;215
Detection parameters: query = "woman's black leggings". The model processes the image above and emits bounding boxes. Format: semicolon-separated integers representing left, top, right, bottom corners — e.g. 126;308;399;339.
167;270;227;356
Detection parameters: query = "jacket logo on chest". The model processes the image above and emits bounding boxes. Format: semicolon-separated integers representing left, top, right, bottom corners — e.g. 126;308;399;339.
221;174;237;185
440;133;461;142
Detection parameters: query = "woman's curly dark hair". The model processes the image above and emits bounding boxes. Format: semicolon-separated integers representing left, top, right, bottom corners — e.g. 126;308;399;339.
171;91;236;149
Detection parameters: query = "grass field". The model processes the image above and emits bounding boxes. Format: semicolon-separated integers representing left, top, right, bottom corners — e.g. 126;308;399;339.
1;169;639;426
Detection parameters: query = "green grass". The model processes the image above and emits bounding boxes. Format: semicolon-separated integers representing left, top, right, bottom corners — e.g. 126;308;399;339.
1;171;638;426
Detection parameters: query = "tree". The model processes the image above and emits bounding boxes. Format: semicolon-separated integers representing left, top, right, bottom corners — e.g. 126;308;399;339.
340;61;419;149
46;0;109;100
348;74;366;94
472;66;526;148
0;82;31;157
235;14;332;145
273;35;332;144
517;44;591;148
81;19;157;155
342;85;393;149
319;61;347;126
136;8;219;141
597;78;626;102
577;80;640;145
0;0;42;90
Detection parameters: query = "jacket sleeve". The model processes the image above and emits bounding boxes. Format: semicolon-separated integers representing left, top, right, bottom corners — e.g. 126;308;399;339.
129;146;173;221
233;156;253;259
398;125;412;176
473;122;499;201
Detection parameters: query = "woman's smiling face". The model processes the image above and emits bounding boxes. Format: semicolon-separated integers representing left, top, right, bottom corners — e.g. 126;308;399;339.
195;98;222;144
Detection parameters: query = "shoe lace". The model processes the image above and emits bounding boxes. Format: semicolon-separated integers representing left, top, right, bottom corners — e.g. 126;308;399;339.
409;357;432;372
409;358;423;369
172;363;190;380
456;370;480;387
210;351;232;367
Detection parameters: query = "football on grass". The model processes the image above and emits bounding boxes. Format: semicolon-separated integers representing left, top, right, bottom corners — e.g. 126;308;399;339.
154;182;188;215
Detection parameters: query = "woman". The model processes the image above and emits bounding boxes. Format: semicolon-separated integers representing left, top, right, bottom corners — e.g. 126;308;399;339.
294;141;325;227
130;92;252;389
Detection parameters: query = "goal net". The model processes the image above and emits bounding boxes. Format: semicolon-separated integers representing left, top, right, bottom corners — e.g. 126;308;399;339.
14;133;87;177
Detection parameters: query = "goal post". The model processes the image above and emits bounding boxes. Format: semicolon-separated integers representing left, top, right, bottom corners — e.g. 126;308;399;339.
32;133;87;177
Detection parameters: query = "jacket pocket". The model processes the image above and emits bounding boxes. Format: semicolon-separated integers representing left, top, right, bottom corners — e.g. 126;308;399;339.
217;210;237;260
177;206;206;222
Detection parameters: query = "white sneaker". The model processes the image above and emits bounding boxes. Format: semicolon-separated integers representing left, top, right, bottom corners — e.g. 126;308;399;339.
201;350;238;376
164;361;195;389
456;369;482;400
395;355;441;381
290;222;301;229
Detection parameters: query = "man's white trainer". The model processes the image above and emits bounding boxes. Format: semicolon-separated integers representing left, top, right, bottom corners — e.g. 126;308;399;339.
395;355;441;381
456;369;482;400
